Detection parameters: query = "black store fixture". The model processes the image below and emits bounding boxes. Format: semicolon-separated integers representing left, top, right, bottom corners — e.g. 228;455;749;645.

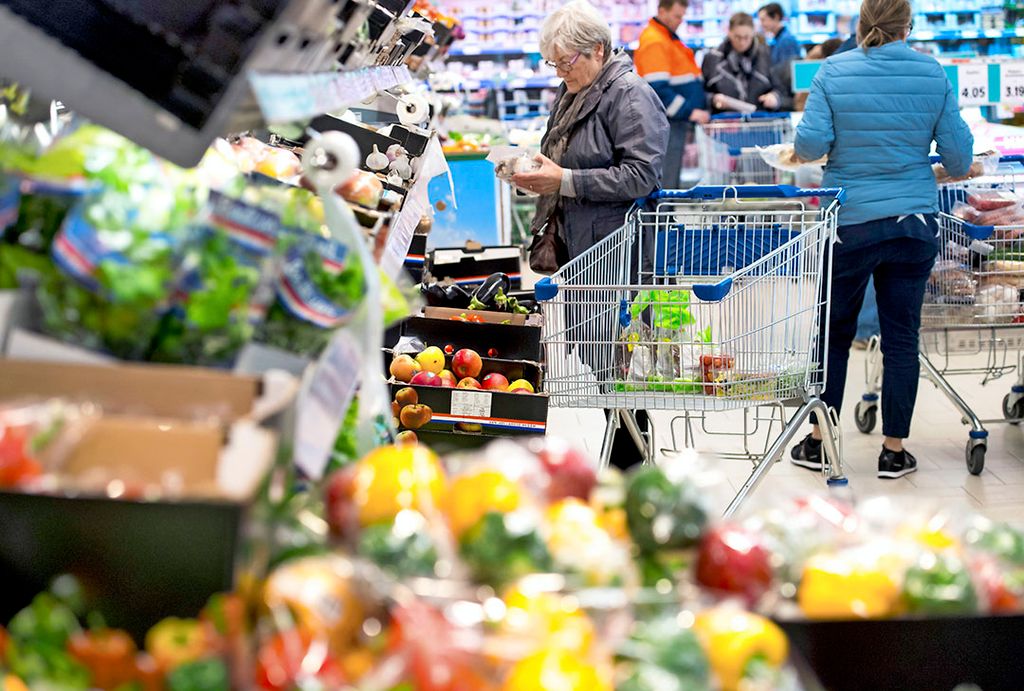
0;0;428;167
0;0;296;165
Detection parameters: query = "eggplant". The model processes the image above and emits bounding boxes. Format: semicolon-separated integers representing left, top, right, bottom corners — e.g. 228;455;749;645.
472;273;511;308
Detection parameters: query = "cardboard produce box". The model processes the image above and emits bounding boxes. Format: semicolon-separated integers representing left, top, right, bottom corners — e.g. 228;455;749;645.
0;359;279;640
427;245;522;288
390;382;547;437
386;349;548;437
400;310;542;362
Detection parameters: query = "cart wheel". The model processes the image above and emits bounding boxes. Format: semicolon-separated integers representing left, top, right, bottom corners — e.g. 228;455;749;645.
854;401;877;434
966;441;986;476
1002;394;1024;426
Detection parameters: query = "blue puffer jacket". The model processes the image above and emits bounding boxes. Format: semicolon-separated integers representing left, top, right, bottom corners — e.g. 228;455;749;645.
795;41;973;226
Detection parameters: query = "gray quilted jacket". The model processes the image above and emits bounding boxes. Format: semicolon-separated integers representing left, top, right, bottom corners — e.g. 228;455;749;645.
543;52;668;258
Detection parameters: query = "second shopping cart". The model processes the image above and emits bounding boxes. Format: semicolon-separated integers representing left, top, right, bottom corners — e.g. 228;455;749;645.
697;112;795;186
856;155;1024;474
535;184;847;516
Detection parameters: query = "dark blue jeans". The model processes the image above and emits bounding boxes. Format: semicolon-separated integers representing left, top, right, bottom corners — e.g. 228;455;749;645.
818;219;938;439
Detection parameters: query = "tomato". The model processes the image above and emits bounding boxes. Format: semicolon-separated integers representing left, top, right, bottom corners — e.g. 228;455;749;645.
255;630;345;691
0;426;42;488
465;314;485;323
389;602;493;691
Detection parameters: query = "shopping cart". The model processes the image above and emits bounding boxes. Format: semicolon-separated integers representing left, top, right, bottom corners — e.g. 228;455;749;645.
855;155;1024;474
697;113;794;186
535;185;847;516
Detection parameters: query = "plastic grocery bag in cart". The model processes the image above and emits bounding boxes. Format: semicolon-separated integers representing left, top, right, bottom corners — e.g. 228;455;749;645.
617;290;713;385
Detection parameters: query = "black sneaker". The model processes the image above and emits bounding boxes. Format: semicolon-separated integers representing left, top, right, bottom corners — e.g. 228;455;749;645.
878;447;918;479
790;434;824;471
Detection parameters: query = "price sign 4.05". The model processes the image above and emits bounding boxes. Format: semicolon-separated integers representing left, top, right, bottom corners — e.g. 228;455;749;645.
958;64;988;106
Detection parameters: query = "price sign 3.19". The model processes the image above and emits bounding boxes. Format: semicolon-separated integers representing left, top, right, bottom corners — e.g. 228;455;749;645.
1001;63;1024;103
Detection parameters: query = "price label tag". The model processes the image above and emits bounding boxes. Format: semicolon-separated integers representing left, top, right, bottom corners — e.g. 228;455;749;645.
294;330;361;480
451;389;492;420
958;64;989;105
1002;63;1024;102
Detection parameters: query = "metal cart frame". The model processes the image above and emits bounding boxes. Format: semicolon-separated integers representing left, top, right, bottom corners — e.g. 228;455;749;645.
855;156;1024;474
697;113;795;186
535;185;848;516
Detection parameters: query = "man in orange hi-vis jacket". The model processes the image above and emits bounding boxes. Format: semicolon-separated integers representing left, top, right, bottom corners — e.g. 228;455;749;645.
635;0;710;188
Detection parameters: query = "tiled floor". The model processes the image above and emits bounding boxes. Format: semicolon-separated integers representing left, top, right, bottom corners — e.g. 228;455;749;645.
547;348;1024;522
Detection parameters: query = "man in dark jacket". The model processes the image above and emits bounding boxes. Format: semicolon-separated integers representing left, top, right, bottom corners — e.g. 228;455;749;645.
758;3;802;67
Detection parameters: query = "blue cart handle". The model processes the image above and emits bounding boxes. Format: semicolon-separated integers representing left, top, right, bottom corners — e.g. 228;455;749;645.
710;111;790;121
644;185;845;203
956;220;996;241
929;154;1024;164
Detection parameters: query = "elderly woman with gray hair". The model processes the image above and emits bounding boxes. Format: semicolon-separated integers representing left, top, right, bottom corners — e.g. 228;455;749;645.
514;0;668;469
513;0;668;260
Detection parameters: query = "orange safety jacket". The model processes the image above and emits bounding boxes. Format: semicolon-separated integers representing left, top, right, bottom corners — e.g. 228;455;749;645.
634;18;706;121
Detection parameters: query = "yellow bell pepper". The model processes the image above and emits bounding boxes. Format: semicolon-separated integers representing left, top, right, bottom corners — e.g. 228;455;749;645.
353;444;446;526
503;648;611;691
798;553;902;619
693;608;788;691
501;588;595;655
444;469;521;538
2;676;29;691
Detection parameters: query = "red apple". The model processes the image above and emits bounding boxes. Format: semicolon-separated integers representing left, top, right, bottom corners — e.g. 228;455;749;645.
410;371;442;387
324;465;358;536
438;370;457;388
443;344;454;355
487;348;498;358
452;349;483;380
457;377;481;389
532;438;597;502
481;373;509;391
694;524;774;606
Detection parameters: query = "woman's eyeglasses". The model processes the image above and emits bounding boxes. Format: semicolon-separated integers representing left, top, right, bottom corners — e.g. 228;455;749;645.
544;52;582;72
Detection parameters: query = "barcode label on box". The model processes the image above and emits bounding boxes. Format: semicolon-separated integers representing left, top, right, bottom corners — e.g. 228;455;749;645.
450;389;492;419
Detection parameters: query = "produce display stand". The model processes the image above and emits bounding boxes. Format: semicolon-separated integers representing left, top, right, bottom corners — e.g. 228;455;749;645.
4;3;1024;691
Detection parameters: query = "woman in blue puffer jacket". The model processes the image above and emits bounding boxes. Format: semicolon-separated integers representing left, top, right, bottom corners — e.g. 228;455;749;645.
789;0;973;479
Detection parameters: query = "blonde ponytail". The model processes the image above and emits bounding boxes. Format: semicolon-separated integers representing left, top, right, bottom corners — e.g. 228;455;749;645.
857;0;911;49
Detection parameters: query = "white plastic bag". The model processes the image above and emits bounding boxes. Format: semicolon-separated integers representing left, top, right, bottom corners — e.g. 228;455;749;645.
486;146;541;188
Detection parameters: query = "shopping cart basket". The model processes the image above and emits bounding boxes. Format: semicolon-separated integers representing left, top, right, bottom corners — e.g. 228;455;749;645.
535;185;847;516
697;113;794;186
855;155;1024;474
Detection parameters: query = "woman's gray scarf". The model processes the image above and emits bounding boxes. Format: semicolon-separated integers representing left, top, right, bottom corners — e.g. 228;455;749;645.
531;52;624;235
